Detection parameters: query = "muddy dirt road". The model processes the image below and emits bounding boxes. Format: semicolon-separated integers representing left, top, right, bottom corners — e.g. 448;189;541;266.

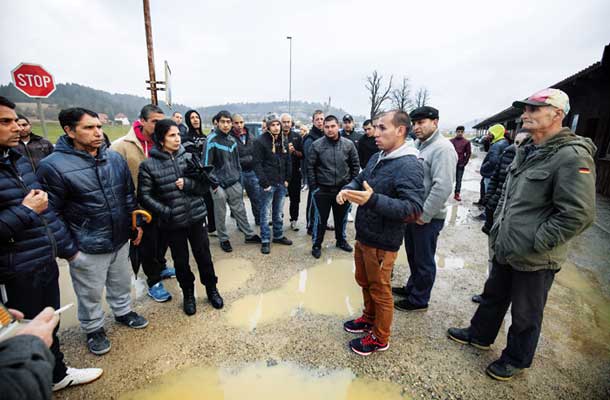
54;154;610;399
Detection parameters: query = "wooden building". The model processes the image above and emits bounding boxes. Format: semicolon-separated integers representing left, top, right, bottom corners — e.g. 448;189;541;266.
473;43;610;196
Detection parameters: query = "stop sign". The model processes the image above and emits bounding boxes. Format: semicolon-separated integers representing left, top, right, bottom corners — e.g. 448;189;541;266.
11;63;56;98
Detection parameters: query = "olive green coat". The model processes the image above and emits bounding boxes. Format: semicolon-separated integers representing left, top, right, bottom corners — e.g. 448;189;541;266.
491;128;596;271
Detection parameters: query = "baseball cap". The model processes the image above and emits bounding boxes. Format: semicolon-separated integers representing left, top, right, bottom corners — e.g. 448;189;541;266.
409;106;439;121
512;88;570;114
342;114;354;122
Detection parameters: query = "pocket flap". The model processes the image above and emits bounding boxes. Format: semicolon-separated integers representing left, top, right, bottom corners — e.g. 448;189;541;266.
526;170;551;180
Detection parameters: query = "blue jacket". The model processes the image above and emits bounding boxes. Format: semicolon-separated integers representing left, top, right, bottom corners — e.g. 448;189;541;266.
480;138;509;178
37;136;137;254
344;144;425;252
0;148;76;282
204;129;241;189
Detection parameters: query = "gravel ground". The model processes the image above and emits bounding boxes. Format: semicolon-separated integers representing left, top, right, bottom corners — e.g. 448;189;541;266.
54;156;610;400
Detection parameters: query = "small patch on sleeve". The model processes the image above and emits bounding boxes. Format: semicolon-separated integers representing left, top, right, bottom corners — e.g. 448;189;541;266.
578;167;591;174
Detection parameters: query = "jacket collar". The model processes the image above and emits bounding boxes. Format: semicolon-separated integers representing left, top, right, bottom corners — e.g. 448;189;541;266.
54;135;108;162
416;129;441;150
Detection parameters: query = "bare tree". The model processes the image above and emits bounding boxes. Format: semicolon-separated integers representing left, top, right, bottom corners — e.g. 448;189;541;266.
366;70;393;118
414;87;431;108
391;77;414;112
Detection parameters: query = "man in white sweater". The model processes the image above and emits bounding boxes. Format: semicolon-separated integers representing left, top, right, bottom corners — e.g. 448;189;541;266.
392;106;457;312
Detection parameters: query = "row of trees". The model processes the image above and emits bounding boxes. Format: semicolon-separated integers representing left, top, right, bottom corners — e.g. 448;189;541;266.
365;70;430;118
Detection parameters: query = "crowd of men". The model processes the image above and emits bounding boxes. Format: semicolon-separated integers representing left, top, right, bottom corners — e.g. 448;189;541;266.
0;86;597;398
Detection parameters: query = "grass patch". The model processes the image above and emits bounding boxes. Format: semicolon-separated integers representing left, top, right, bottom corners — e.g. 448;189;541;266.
30;122;130;144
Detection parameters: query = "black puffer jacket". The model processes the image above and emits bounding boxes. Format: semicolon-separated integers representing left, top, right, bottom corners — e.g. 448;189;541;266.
253;132;292;188
344;144;424;251
0;149;76;282
307;136;360;190
480;139;509;177
231;129;256;172
37;136;136;254
138;146;207;229
15;133;54;172
482;144;516;233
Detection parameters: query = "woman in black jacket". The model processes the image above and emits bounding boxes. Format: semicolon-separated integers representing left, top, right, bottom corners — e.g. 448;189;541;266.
138;119;223;316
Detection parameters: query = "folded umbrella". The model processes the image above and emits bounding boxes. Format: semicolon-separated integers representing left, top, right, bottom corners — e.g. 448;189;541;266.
129;209;152;277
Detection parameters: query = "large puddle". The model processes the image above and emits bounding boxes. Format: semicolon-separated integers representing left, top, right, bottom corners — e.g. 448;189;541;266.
120;361;408;400
226;259;362;330
57;257;255;330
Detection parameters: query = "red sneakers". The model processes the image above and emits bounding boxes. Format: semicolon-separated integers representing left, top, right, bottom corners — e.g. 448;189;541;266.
454;193;461;201
349;333;389;356
343;316;373;334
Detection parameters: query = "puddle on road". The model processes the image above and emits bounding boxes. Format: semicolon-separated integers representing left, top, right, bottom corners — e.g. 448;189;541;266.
226;259;362;330
445;204;470;226
120;361;408;400
215;258;255;293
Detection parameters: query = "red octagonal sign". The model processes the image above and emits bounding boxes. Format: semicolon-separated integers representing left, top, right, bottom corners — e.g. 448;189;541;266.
11;63;56;98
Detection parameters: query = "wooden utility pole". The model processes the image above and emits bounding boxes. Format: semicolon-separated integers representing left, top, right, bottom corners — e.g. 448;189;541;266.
143;0;158;105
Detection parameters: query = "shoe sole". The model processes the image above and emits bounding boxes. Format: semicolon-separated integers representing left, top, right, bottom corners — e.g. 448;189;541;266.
343;326;372;334
336;247;353;252
350;343;389;356
486;368;521;381
53;370;104;391
89;344;111;356
447;333;491;350
394;304;428;312
147;293;172;303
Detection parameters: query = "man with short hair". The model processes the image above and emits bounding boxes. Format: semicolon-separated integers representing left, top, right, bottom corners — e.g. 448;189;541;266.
112;104;174;303
339;110;424;355
0;97;102;391
357;119;378;169
171;111;188;136
204;110;261;252
37;107;148;356
281;113;304;231
15;114;53;172
253;113;293;254
450;125;471;201
340;114;363;147
393;106;457;312
231;113;261;225
303;110;325;235
448;88;596;381
307;115;360;259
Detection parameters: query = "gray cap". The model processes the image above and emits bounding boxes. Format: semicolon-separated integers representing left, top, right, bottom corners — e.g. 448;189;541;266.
265;113;280;125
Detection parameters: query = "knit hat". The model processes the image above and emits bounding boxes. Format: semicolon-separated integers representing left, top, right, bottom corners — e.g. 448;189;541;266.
265;113;280;126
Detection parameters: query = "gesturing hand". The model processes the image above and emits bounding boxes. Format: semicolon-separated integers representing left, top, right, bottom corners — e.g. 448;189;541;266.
344;181;374;206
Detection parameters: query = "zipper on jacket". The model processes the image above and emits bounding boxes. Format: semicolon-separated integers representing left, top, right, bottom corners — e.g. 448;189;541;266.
171;154;192;220
23;144;37;172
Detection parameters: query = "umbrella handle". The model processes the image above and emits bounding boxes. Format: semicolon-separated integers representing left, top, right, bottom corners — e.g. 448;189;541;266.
132;210;152;230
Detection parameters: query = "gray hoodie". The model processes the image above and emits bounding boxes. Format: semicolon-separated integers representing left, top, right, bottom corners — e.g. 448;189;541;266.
415;129;457;222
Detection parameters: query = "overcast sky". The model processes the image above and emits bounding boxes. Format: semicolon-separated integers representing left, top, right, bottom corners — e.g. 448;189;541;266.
1;0;609;127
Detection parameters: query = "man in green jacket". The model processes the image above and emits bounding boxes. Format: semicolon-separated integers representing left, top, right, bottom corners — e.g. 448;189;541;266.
447;88;596;381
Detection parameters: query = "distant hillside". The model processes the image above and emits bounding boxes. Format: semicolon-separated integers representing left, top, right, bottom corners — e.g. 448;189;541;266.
0;83;362;125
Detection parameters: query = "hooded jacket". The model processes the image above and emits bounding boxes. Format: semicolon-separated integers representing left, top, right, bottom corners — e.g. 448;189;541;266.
181;110;207;157
415;129;457;222
15;133;54;172
357;134;378;169
138;146;207;229
490;128;596;271
344;143;424;251
37;136;137;254
111;121;151;190
0;148;76;282
252;131;292;188
303;126;324;162
204;128;241;189
307;135;360;191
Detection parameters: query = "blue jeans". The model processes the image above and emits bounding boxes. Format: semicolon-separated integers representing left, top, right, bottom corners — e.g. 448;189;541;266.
403;219;445;306
241;170;261;225
260;184;287;243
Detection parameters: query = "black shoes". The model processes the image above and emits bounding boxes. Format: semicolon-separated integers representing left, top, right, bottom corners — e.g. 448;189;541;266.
391;286;409;297
394;299;428;312
447;327;491;350
349;333;389;356
261;243;270;254
183;288;196;316
472;294;483;303
343;316;373;334
220;240;233;252
336;241;353;252
311;246;321;259
207;287;224;309
115;311;149;329
86;328;111;356
272;237;293;245
486;360;523;381
245;234;262;244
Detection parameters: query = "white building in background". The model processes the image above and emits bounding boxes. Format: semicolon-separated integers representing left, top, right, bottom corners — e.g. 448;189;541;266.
114;113;129;126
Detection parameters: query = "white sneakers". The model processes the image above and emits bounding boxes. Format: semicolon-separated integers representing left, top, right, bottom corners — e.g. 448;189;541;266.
290;221;299;231
52;367;103;392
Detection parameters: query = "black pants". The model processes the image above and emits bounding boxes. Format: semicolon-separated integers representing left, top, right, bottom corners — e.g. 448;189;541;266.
288;173;302;222
404;219;445;306
4;264;67;383
140;221;169;288
203;190;216;232
311;188;349;247
478;177;486;203
163;221;218;292
455;165;465;194
470;258;556;368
